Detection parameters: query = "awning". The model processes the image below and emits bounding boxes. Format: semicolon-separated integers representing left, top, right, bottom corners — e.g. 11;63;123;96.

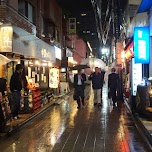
137;0;152;13
13;26;56;63
0;54;11;65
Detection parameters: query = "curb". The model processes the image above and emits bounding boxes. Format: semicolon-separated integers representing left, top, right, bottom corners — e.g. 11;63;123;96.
124;98;152;151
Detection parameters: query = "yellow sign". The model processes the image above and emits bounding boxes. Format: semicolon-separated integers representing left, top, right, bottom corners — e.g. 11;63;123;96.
0;26;13;52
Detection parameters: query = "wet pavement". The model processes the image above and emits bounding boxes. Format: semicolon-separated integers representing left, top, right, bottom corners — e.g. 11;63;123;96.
0;85;149;152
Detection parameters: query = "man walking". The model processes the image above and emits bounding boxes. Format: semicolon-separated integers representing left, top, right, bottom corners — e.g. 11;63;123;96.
74;69;86;109
10;64;23;119
89;67;104;107
108;67;119;106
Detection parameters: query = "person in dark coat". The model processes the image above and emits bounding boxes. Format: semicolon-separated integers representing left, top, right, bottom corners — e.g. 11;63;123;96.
108;67;119;106
74;69;86;109
10;64;23;119
89;67;104;107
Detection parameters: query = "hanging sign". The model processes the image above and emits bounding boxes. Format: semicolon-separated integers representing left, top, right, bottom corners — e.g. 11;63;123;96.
134;26;150;64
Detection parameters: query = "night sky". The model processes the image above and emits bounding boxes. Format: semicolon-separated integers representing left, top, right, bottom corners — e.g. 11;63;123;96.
57;0;101;57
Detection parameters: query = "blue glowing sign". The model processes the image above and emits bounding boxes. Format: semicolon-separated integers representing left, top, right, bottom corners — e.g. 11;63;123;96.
134;26;150;64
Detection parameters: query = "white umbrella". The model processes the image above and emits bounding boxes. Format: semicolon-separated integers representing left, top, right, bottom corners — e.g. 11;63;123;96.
0;54;11;65
81;58;106;70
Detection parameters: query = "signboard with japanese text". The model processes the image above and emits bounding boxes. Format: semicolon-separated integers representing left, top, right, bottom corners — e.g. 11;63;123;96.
131;58;142;96
134;26;150;64
49;68;59;88
0;26;13;52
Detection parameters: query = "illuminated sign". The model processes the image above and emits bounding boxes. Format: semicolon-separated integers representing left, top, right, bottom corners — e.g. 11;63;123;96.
131;58;142;96
0;26;13;52
49;68;59;88
134;26;150;64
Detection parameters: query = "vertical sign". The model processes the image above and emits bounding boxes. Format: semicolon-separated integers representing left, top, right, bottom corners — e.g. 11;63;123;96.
134;26;150;64
68;18;76;34
131;58;142;96
0;26;13;52
49;68;59;88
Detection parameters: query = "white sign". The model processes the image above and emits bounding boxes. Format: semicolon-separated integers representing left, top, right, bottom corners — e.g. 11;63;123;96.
131;58;142;96
55;46;61;60
49;68;59;88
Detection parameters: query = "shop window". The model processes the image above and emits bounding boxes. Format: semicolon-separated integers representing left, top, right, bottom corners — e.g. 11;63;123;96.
18;0;35;24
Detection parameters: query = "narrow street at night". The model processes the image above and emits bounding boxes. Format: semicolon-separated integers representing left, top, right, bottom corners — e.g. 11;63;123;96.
0;86;149;152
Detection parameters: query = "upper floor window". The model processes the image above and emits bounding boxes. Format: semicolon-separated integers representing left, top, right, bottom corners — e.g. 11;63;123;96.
18;0;35;24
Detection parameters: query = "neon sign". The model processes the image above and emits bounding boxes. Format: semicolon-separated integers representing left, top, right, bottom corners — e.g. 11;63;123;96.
134;26;150;64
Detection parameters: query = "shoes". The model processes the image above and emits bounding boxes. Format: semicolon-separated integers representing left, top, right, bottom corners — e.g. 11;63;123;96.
13;116;18;120
13;116;20;120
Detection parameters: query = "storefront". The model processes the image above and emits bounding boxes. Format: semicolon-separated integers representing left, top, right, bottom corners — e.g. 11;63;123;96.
123;25;151;114
0;24;57;120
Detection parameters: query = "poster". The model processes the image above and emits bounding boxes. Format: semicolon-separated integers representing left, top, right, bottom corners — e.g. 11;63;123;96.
44;76;46;83
41;74;44;81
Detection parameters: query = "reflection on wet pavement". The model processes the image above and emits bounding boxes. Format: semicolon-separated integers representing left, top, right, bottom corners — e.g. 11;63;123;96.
0;85;149;152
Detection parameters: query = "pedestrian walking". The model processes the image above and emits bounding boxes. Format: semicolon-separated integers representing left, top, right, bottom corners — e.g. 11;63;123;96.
108;67;119;106
89;67;104;107
74;69;86;109
10;64;23;119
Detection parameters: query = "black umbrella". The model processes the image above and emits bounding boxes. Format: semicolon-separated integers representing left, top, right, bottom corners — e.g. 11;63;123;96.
69;64;90;71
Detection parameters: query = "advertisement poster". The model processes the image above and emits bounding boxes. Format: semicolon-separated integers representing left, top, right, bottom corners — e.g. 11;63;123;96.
49;68;59;88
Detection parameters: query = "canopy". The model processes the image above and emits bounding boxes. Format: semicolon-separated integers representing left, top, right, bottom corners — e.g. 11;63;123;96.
81;58;106;70
0;54;11;66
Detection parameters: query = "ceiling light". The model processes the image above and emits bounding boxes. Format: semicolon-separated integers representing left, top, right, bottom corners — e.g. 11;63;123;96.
81;13;86;16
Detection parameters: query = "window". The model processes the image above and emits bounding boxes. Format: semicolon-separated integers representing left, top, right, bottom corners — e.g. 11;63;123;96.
18;0;35;23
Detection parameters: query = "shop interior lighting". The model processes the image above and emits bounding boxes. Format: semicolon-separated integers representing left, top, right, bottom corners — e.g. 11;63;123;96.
48;62;52;67
35;60;40;66
42;62;47;67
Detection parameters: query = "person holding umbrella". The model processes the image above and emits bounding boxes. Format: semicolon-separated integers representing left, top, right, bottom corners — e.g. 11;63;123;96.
74;69;86;109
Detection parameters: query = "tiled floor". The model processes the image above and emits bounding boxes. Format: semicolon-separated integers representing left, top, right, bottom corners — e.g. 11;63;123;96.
0;85;149;152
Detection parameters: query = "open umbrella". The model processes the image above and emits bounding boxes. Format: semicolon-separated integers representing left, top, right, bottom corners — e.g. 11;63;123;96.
81;58;106;69
69;64;90;71
0;54;11;66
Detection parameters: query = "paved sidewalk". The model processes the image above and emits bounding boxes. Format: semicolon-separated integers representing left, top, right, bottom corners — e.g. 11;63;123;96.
0;91;72;142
